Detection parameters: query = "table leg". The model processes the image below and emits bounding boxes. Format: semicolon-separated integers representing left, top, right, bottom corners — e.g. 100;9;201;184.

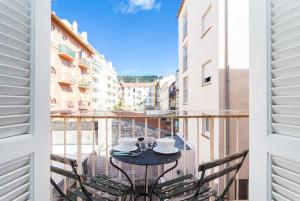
149;160;179;201
109;157;136;200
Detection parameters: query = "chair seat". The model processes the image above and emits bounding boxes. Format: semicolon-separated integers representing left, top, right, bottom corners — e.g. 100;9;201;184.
153;174;216;201
67;187;112;201
84;174;133;197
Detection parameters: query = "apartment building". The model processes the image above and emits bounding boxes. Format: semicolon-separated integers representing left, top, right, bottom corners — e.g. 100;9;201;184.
121;82;156;110
159;74;176;111
178;0;249;199
51;13;93;114
91;50;120;111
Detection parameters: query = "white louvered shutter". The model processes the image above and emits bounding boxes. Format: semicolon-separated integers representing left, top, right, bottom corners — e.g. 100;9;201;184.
250;0;300;200
271;156;300;200
271;0;300;138
0;156;31;201
0;0;32;139
0;0;50;200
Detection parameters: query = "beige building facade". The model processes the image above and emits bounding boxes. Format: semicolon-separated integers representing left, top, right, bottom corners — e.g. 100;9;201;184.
51;13;94;114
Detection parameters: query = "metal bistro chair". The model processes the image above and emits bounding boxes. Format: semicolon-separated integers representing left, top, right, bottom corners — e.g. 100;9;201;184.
151;150;248;201
50;154;134;201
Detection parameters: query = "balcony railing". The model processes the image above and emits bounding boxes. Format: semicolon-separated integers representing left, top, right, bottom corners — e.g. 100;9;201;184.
79;79;91;89
78;58;90;69
58;72;74;85
58;45;75;61
50;110;249;201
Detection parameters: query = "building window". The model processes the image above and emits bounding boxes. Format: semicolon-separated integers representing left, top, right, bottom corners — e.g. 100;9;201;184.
202;118;210;134
201;4;212;39
183;12;188;40
183;45;188;72
62;34;67;41
202;59;212;86
183;77;188;105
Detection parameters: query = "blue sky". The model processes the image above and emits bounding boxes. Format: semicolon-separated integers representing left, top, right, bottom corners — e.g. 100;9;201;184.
52;0;181;76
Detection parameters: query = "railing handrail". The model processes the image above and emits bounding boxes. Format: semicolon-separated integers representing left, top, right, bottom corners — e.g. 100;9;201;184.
50;113;249;119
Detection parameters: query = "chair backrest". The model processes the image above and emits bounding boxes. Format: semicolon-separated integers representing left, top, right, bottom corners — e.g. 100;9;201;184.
50;154;93;201
196;150;249;199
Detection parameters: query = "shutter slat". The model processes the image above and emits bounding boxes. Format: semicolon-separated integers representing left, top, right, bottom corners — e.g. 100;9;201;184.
0;165;29;186
0;22;30;43
0;1;30;23
272;96;300;105
0;53;30;69
16;0;30;8
271;55;300;69
272;75;300;87
0;12;30;34
272;156;300;200
0;32;30;52
272;86;300;96
0;75;29;87
13;191;30;201
272;14;300;34
272;123;300;138
272;114;300;126
0;96;29;105
272;35;300;51
0;106;30;116
0;85;30;96
0;123;30;139
272;45;300;60
0;156;31;200
272;65;300;78
0;115;30;127
272;106;300;115
272;3;300;24
0;43;30;61
272;165;300;185
272;26;300;43
0;64;30;78
272;192;290;201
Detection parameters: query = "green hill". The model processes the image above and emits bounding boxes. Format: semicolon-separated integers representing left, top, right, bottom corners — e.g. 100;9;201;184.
118;75;160;83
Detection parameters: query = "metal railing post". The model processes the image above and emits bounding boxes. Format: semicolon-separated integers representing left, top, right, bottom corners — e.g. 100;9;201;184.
77;118;82;174
183;118;187;175
118;118;122;181
105;118;109;176
236;117;240;201
196;118;200;178
92;118;96;177
63;117;67;193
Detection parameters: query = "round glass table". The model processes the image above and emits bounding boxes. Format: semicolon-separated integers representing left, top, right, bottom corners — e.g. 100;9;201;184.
110;148;181;201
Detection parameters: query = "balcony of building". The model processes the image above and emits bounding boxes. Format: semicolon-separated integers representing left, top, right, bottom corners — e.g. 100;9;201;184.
58;71;75;85
50;110;249;201
78;100;89;110
78;58;90;70
78;76;91;90
58;45;76;61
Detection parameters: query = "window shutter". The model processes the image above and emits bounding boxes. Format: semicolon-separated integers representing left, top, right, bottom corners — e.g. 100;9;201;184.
270;0;300;138
0;0;32;139
271;156;300;200
0;155;32;201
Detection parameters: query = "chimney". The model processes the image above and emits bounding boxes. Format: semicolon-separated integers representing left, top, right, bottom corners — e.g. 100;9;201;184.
72;21;78;33
81;31;88;42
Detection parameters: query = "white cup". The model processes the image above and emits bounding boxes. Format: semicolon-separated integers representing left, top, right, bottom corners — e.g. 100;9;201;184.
156;138;175;151
118;137;137;148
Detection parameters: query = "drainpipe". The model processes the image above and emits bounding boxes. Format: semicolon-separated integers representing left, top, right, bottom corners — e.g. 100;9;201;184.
224;0;231;189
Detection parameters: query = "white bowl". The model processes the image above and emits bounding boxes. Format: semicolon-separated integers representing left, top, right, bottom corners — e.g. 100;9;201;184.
156;138;175;150
118;137;137;148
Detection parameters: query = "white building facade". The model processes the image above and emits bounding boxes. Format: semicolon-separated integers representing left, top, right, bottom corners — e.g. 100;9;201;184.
90;49;120;111
121;82;156;110
159;74;176;111
178;0;249;198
